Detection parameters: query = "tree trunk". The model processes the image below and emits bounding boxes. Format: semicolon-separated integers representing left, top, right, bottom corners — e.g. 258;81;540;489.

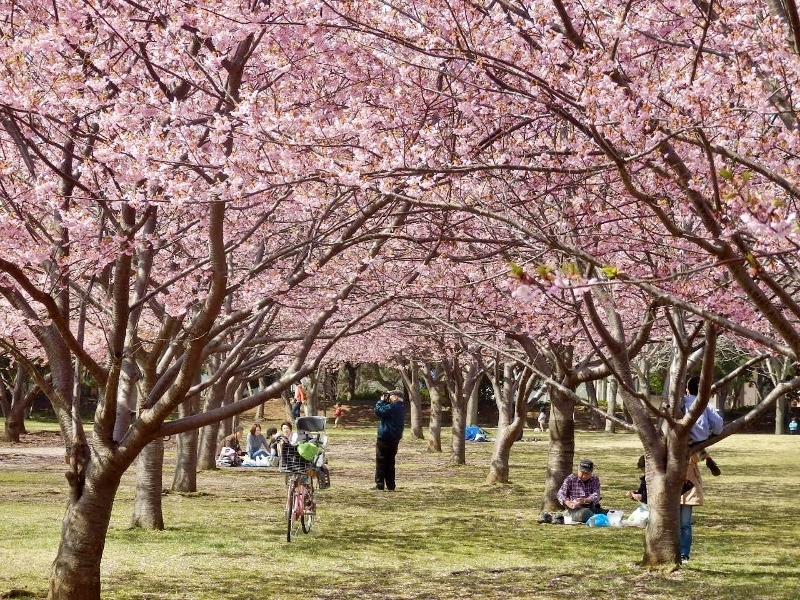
450;400;466;464
131;438;164;529
542;386;576;511
441;357;464;465
343;362;357;402
172;390;200;491
48;471;123;600
1;365;37;442
2;390;32;443
776;396;786;435
306;371;321;416
585;380;604;429
112;359;138;442
399;361;424;439
281;388;293;421
637;431;689;569
486;362;512;484
172;427;198;492
427;383;443;452
485;362;527;484
467;383;479;426
605;379;618;433
197;378;235;471
197;417;222;471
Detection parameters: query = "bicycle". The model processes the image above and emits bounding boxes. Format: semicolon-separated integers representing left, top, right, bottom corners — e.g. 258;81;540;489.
279;416;330;542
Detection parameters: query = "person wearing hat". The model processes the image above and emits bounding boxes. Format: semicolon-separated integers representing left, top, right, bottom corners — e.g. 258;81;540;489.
372;389;406;491
556;459;607;523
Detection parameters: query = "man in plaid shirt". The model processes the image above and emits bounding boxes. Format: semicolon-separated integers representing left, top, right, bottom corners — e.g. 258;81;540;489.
557;459;607;523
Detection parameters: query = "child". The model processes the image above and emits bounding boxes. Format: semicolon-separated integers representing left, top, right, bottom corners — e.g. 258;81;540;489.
333;403;345;429
537;409;547;432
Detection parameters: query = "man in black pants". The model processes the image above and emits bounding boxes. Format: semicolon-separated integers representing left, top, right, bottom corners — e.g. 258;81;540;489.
373;389;406;491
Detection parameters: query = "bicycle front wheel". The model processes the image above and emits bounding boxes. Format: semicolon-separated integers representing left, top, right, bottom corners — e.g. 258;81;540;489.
286;478;300;542
301;479;316;534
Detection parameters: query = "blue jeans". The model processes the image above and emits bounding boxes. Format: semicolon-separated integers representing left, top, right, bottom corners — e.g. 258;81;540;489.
251;449;269;460
680;505;693;557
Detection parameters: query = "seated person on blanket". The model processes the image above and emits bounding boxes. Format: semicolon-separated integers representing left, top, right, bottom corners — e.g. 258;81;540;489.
557;459;608;523
626;455;650;525
246;423;271;460
217;425;244;465
265;427;279;456
271;421;294;454
626;455;648;505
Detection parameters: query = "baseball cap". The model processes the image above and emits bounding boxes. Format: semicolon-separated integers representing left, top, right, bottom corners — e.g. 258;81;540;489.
578;459;594;472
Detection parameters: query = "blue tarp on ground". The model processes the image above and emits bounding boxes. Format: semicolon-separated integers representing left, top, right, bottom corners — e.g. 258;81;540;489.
465;425;488;441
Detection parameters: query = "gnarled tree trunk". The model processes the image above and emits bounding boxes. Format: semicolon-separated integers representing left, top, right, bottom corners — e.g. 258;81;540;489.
48;464;125;600
485;361;531;484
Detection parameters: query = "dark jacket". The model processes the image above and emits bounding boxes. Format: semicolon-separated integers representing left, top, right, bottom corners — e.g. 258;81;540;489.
375;398;405;441
635;475;648;505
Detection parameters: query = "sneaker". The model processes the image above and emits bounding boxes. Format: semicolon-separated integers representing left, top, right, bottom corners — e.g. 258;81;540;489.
537;512;552;524
370;485;384;491
705;457;721;476
680;555;690;563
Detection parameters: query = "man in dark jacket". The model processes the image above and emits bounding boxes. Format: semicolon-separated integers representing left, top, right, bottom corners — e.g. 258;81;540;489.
373;389;406;491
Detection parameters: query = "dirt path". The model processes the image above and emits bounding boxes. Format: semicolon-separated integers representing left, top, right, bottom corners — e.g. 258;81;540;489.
0;431;66;471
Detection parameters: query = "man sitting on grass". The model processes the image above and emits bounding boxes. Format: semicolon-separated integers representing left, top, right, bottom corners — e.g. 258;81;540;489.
557;459;608;523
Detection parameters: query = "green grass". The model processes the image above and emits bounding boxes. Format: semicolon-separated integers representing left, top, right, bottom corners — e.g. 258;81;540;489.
2;426;800;599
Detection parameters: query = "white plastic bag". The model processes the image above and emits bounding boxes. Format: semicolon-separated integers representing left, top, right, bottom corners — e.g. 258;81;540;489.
627;503;649;526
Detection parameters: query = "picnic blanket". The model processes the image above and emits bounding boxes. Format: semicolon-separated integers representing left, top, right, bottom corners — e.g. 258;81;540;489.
216;455;279;468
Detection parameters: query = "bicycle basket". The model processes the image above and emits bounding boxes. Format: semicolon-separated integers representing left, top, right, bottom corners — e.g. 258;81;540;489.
279;442;313;473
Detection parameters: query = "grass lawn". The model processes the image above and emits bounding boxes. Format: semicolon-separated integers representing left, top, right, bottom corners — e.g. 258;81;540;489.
1;420;799;600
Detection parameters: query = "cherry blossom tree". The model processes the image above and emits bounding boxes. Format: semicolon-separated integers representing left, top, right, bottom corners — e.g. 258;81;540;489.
306;0;800;568
0;2;428;597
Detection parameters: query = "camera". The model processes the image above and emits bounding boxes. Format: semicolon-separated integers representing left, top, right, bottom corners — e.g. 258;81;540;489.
381;392;390;401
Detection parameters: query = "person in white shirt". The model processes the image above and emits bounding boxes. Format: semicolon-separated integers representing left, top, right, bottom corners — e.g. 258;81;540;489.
683;375;724;476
